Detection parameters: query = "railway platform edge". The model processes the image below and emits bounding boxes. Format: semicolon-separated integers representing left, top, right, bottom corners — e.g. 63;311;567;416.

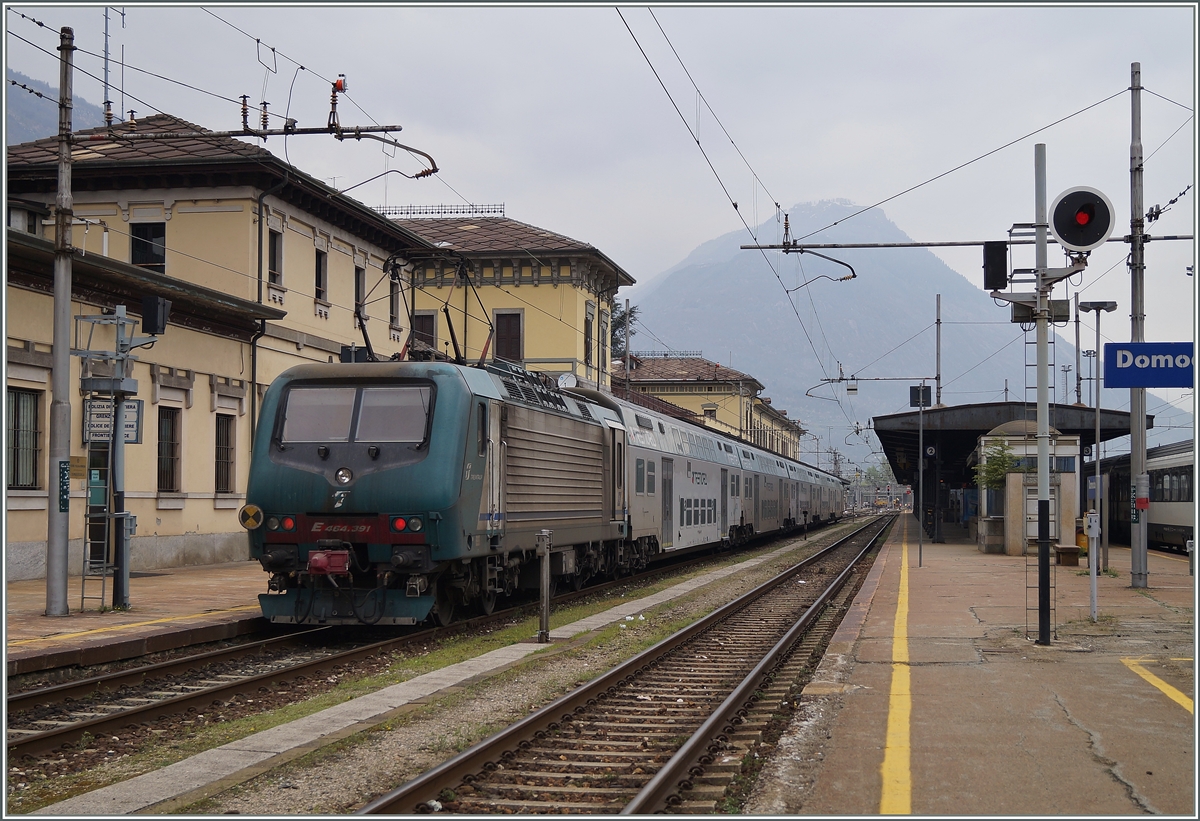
748;514;1195;817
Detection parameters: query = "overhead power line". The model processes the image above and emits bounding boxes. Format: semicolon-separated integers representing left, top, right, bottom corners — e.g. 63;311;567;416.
617;7;851;429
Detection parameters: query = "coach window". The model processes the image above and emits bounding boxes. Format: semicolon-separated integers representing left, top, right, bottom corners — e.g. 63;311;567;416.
636;458;645;494
1181;471;1191;503
646;460;655;494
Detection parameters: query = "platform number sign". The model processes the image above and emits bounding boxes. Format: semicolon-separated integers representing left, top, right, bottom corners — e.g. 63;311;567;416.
58;459;71;512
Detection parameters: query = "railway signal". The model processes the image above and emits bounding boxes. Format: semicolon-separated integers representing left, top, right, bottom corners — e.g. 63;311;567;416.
1050;186;1115;253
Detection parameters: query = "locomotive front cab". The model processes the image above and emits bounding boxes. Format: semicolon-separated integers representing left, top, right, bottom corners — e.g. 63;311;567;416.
243;364;475;625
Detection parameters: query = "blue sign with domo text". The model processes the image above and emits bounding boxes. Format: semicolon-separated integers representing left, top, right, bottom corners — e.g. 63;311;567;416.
1104;342;1194;388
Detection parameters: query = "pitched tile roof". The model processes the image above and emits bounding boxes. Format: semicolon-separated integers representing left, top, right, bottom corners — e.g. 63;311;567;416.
392;217;595;254
612;356;761;388
610;384;698;420
6;114;273;167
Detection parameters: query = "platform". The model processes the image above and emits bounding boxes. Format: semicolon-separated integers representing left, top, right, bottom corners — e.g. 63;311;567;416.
5;560;267;675
749;515;1196;816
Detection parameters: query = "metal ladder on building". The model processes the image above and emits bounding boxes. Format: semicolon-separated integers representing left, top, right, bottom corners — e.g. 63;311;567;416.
80;438;112;610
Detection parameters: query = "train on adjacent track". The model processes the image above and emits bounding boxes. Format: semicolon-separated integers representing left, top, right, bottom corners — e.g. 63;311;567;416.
239;359;846;626
1094;438;1194;551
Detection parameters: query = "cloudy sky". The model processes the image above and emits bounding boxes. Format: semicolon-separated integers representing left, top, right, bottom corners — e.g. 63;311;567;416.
6;4;1196;401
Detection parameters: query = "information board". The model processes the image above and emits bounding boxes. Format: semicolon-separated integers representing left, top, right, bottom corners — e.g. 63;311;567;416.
83;399;144;444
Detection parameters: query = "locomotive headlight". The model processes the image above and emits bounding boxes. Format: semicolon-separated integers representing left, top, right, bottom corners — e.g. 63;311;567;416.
266;516;281;531
407;517;424;532
335;467;353;485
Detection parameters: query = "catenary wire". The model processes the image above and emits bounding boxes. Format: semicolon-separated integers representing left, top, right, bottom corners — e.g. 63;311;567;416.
617;8;845;425
648;7;780;220
794;88;1130;243
1143;115;1194;166
1144;87;1195;112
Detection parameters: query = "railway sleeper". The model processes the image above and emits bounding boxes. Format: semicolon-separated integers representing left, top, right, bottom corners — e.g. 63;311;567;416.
472;779;643;793
453;798;628;813
504;755;665;768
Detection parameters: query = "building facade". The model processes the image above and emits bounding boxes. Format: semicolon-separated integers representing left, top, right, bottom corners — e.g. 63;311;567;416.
5;114;433;580
5;118;640;583
611;354;806;460
389;214;634;390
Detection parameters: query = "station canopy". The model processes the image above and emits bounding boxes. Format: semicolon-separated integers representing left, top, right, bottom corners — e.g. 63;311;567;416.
872;401;1148;489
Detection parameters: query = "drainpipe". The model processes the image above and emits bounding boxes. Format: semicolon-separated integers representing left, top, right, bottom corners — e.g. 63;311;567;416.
250;175;289;449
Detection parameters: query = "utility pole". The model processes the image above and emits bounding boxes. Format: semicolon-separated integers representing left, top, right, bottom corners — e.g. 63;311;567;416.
46;26;75;617
1034;144;1052;646
1129;62;1149;589
935;294;942;406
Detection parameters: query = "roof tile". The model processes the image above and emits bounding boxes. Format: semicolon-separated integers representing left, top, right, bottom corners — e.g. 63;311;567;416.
7;114;274;167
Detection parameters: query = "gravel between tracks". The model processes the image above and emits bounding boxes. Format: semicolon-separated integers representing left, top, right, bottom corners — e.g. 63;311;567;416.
186;530;854;815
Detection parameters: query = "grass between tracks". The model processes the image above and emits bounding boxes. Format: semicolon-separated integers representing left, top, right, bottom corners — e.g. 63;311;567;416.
11;522;860;814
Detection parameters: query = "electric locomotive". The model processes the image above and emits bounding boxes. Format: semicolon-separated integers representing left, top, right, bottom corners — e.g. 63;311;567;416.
240;359;845;625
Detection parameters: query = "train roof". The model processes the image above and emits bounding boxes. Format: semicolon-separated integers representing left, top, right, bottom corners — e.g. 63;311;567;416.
1095;438;1194;472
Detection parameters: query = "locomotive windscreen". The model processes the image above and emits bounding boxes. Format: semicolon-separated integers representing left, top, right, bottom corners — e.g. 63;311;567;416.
281;385;432;443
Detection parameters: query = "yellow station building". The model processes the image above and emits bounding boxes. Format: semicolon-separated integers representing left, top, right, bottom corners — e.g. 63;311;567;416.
5;114;631;582
612;354;807;460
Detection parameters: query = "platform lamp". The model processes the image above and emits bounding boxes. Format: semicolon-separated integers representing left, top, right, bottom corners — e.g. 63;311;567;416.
1079;300;1117;622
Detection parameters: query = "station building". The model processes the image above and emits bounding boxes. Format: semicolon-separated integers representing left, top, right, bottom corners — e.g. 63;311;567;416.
387;211;634;390
5;115;632;582
611;354;807;460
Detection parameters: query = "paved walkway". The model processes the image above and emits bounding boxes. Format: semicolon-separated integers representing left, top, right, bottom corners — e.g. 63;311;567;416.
749;515;1195;816
6;561;266;675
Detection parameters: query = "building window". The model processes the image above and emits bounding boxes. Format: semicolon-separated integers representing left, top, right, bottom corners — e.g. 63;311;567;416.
6;388;41;489
584;315;594;367
7;206;39;235
315;249;328;302
215;414;235;494
412;313;436;348
268;229;283;285
389;277;401;327
158;407;181;492
131;222;166;274
496;312;522;362
354;266;366;319
600;314;608;374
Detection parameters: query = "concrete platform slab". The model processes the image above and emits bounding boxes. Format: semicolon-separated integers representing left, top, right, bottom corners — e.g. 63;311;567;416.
748;515;1195;817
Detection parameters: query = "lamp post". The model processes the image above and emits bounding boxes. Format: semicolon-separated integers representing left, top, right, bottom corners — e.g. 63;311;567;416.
1080;301;1117;622
1082;350;1097;407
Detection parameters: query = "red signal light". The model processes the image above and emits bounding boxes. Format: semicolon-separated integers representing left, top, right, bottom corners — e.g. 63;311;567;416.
1075;205;1094;227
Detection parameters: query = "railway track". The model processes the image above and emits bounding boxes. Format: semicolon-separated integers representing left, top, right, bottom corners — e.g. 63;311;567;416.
7;523;845;763
358;515;892;814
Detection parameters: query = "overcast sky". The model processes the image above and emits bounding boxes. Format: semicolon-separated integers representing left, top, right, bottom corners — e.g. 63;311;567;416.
6;3;1196;415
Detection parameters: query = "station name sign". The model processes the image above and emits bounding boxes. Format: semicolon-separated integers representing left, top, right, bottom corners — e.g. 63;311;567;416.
1104;342;1193;389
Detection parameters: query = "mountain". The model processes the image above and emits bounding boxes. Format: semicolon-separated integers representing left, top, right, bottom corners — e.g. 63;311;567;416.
628;200;1190;473
6;69;106;145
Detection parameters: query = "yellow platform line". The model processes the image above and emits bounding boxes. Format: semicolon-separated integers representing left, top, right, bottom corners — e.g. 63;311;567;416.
6;605;260;648
1122;657;1194;714
880;517;912;814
